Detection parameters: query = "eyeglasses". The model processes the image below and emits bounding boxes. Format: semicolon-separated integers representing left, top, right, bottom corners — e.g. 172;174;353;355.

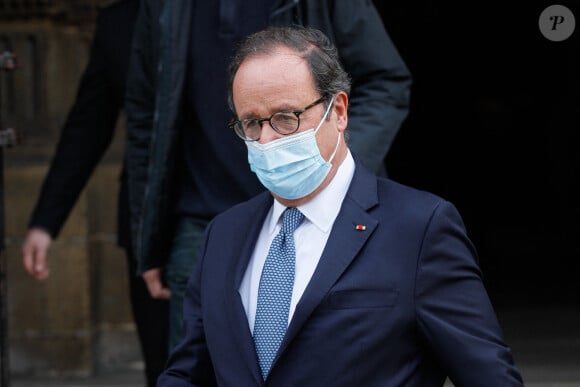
229;96;327;141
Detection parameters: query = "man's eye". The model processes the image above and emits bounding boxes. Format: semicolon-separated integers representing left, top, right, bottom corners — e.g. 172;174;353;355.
276;113;295;122
242;120;259;129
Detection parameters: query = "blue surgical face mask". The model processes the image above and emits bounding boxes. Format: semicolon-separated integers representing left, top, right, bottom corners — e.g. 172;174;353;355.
246;96;340;200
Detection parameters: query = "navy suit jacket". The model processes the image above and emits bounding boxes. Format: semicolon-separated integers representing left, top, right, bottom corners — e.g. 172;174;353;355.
158;161;523;386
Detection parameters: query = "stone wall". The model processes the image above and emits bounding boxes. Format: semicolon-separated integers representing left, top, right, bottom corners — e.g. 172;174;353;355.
0;2;141;378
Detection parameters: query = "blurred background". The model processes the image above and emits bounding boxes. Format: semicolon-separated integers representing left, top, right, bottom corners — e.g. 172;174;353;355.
0;0;578;385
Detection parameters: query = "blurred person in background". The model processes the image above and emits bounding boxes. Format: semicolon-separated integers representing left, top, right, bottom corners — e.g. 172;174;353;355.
21;1;168;385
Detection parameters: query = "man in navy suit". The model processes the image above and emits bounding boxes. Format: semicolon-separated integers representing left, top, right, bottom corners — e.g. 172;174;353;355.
158;26;524;386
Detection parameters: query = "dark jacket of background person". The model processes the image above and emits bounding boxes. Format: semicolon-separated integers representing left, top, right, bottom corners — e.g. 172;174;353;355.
25;1;168;384
125;0;413;275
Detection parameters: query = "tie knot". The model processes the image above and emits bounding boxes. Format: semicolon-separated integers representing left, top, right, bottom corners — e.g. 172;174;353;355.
281;207;304;234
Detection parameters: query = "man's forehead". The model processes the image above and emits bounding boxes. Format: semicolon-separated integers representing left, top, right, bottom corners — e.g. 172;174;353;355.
232;45;317;113
245;46;303;65
235;47;310;85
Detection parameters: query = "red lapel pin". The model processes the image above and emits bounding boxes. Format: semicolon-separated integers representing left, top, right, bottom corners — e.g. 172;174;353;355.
355;224;366;231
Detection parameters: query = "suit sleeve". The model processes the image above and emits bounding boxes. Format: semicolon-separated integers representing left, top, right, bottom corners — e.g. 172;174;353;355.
125;0;158;273
157;221;217;387
27;7;120;238
331;0;412;174
415;201;524;386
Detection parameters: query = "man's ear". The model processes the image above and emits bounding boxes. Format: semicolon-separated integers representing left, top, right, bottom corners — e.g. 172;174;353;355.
333;91;348;132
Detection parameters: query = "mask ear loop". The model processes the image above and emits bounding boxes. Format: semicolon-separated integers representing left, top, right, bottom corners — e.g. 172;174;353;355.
315;95;341;164
327;128;341;163
314;95;335;135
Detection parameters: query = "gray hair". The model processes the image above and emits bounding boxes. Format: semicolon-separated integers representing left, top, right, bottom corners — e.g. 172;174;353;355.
227;26;351;113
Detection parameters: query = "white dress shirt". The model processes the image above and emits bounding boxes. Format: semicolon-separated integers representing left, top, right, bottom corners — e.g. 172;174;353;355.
239;151;356;332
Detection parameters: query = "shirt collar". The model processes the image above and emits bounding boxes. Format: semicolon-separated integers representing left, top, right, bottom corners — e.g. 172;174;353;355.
269;150;356;234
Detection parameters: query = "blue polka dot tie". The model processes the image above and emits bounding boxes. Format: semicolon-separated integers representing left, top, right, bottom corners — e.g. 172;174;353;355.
253;207;304;380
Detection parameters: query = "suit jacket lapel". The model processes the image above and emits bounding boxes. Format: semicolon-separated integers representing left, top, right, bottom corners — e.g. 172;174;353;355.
277;162;380;364
224;193;273;383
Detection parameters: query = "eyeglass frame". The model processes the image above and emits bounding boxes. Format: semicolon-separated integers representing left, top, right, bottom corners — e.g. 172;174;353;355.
228;95;328;141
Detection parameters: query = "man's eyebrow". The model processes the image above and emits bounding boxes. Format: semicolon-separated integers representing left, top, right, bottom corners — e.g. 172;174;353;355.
239;104;298;119
238;111;259;120
276;102;301;112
